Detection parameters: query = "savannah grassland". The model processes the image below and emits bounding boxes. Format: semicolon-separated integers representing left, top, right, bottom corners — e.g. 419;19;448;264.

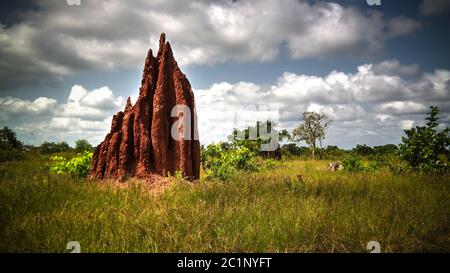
0;155;449;253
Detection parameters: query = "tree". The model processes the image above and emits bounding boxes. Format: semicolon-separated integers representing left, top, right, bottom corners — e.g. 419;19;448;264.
398;106;449;172
292;112;331;159
353;144;374;156
323;145;346;159
279;129;291;142
228;120;282;152
40;141;72;154
0;127;22;149
281;144;309;157
74;139;93;153
373;144;398;155
0;127;24;162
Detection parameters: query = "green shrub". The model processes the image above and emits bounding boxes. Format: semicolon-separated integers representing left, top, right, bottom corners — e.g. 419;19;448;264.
49;151;93;178
0;147;25;162
261;159;281;170
342;154;365;172
398;106;449;173
201;143;258;180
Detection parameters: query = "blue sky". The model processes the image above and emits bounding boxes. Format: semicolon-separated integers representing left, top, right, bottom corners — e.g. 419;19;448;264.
0;0;449;149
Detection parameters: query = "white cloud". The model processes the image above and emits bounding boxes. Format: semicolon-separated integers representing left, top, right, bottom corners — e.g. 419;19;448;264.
377;101;428;115
402;120;415;130
2;60;449;148
2;84;125;145
0;0;422;90
372;60;422;78
0;96;57;121
194;60;450;147
59;85;124;120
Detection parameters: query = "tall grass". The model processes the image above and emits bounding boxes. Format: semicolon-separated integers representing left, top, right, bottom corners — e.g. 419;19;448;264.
0;158;449;252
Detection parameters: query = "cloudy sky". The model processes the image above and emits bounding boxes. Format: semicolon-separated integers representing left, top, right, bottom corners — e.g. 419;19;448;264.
0;0;449;149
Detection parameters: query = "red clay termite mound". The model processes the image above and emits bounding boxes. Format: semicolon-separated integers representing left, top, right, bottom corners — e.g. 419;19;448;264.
89;33;200;181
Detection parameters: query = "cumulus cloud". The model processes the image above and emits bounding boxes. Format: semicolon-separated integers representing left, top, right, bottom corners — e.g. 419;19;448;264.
0;0;421;91
2;60;449;148
194;60;450;147
58;85;124;120
0;96;57;121
1;84;125;145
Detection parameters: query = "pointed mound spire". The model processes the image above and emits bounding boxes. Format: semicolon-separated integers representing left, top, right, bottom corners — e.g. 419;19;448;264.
124;97;132;112
89;33;200;181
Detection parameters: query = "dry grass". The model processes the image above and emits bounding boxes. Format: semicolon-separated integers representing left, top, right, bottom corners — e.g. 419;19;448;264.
0;157;449;253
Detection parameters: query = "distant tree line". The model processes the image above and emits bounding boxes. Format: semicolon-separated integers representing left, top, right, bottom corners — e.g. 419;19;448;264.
0;127;94;163
2;106;448;173
280;143;399;160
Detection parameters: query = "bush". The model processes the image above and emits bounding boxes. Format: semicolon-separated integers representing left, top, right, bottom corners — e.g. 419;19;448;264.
398;106;449;173
262;159;281;170
49;151;93;178
375;155;410;174
0;147;25;162
342;154;365;172
201;143;258;180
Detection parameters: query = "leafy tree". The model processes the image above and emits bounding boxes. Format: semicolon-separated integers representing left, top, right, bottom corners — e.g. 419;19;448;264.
322;145;346;159
228;120;283;154
353;144;374;156
74;139;93;153
292;112;331;159
279;129;291;142
0;127;22;149
373;144;398;155
40;141;72;154
0;127;24;162
398;106;449;172
281;144;309;157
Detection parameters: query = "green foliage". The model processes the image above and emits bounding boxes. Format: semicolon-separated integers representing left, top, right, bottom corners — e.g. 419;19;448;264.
228;120;281;154
201;143;257;180
398;106;450;172
353;144;374;156
325;145;346;159
0;127;25;162
74;139;93;153
342;154;365;172
40;141;72;154
281;144;307;157
373;144;398;155
342;153;409;174
49;151;93;178
372;155;410;174
0;127;22;149
262;159;282;170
